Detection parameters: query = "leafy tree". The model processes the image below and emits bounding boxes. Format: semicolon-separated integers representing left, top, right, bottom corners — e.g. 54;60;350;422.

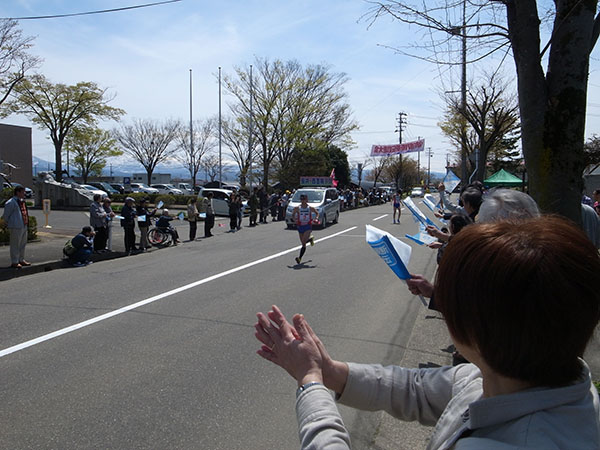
113;119;180;185
175;118;215;190
64;127;121;183
324;145;351;188
12;75;124;182
276;143;351;189
0;19;40;115
584;135;600;168
365;1;600;222
384;156;420;189
277;144;331;189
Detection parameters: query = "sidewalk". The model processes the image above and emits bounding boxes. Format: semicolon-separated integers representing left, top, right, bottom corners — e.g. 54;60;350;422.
0;226;131;282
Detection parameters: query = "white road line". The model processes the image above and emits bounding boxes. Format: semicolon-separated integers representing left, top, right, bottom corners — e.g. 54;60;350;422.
0;226;357;359
373;214;388;221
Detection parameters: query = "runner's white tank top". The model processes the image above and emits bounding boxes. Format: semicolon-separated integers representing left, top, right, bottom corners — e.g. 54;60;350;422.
297;206;312;225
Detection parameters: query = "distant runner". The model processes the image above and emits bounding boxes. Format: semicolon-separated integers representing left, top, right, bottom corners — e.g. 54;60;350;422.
292;193;318;265
392;189;402;224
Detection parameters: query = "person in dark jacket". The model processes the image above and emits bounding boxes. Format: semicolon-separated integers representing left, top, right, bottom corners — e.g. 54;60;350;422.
258;186;268;223
136;198;157;251
249;187;259;227
228;193;240;232
69;226;95;266
156;209;180;245
121;197;137;253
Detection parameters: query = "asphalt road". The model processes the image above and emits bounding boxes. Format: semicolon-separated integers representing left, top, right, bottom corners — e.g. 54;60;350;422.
0;204;438;449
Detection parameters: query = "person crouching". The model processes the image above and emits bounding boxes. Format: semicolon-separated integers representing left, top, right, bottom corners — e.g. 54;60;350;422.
69;226;95;267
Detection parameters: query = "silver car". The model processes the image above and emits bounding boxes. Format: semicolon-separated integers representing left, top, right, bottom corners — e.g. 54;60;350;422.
285;188;340;229
197;187;249;216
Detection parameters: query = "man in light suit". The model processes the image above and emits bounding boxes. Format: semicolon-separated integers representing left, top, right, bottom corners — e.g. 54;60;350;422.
1;186;30;268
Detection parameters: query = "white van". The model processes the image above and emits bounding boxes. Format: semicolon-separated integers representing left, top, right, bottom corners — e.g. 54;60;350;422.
285;187;340;229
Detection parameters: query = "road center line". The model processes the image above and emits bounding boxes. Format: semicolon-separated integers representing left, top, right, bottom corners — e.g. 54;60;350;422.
373;214;388;221
0;226;357;359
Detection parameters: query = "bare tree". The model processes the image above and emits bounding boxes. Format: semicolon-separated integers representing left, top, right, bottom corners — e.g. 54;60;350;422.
223;57;357;189
201;153;220;182
0;19;40;114
222;116;255;187
113;119;180;184
440;73;520;181
366;156;390;187
175;118;215;190
365;1;600;222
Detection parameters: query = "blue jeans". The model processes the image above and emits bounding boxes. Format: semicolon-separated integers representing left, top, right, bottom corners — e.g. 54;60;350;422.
69;248;92;264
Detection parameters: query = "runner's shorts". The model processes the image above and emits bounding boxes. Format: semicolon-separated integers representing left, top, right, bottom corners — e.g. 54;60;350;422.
297;224;312;234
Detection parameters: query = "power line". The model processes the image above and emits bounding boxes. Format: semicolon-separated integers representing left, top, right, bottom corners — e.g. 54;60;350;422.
4;0;182;20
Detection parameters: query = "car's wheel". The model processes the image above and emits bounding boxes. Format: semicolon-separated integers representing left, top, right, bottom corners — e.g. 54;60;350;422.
333;211;339;224
286;223;294;229
320;213;327;229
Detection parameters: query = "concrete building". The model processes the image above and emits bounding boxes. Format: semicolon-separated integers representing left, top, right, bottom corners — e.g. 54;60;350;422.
0;123;32;188
132;173;171;184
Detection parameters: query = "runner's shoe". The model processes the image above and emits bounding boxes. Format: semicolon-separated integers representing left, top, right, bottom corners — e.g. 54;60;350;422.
295;257;301;264
309;235;314;246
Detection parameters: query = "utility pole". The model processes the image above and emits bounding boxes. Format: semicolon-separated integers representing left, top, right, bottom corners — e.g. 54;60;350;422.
426;147;433;186
460;0;468;186
248;64;253;190
417;135;422;186
395;112;407;191
218;66;222;187
189;68;194;188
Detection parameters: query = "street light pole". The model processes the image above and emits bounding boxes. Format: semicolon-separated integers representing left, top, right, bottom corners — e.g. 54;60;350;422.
218;66;222;187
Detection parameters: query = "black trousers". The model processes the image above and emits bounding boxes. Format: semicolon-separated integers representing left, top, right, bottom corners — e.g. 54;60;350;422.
204;214;215;236
123;226;136;251
189;220;197;240
93;226;108;251
259;205;268;223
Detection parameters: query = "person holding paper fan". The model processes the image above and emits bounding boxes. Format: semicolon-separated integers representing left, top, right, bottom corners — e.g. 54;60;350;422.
292;194;318;265
156;209;180;245
137;198;157;251
254;216;600;450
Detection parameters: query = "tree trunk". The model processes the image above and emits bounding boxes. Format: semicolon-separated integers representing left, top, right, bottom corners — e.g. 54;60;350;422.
506;0;596;224
146;168;153;186
53;140;63;182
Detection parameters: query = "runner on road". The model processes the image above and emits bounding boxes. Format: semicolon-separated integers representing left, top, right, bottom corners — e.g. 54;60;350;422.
292;194;319;265
392;189;402;224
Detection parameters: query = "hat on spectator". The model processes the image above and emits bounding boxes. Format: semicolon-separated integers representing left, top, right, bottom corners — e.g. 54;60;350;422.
125;197;135;202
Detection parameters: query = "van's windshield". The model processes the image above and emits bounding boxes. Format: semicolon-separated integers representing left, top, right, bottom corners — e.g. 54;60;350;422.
292;190;324;203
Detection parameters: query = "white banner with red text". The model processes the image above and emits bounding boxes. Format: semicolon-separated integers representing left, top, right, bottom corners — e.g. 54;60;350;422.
370;139;425;156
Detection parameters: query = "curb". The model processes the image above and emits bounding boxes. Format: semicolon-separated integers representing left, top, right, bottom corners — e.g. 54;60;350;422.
0;250;131;282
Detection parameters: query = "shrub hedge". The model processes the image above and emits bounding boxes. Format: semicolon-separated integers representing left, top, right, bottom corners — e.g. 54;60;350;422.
110;193;196;205
0;215;37;244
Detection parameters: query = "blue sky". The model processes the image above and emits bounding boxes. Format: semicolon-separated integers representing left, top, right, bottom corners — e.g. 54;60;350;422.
3;0;600;176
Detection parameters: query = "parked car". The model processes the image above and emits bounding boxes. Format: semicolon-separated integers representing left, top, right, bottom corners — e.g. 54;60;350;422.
151;184;184;195
110;183;125;194
2;182;33;198
410;187;424;198
285;187;340;229
197;187;249;216
88;182;119;196
130;183;159;194
175;183;194;194
77;184;108;198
